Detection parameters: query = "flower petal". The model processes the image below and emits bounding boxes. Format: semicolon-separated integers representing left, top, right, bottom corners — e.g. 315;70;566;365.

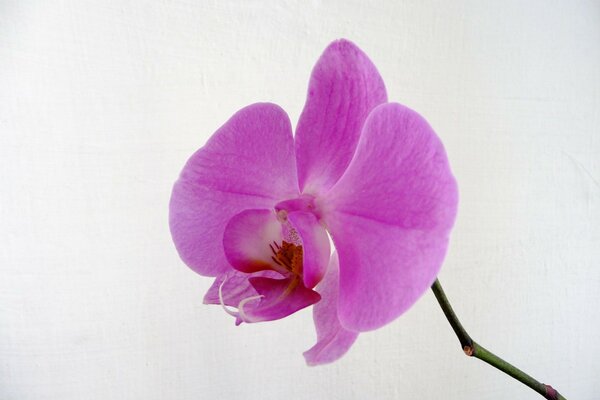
223;209;285;274
322;103;459;331
241;277;321;323
295;39;387;195
169;103;298;276
304;252;359;366
287;211;330;289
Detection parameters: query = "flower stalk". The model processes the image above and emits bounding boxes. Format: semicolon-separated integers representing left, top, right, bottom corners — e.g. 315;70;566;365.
431;279;566;400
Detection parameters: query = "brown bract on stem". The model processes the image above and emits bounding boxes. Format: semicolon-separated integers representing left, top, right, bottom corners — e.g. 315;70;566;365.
430;279;567;400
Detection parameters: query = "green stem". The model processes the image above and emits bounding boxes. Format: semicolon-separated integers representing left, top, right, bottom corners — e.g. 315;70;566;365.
431;279;566;400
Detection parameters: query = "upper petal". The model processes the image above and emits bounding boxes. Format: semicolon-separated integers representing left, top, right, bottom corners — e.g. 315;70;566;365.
295;39;387;196
169;103;298;276
322;103;459;331
303;252;359;366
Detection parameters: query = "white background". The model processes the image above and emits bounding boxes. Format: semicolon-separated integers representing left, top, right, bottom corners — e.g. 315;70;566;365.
1;1;599;399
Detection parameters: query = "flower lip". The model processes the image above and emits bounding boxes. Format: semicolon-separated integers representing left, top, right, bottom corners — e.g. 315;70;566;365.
219;209;322;324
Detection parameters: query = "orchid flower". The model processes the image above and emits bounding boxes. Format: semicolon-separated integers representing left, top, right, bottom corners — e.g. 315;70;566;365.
169;39;458;365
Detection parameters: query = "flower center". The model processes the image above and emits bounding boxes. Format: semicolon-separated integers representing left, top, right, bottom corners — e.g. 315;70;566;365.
269;241;303;276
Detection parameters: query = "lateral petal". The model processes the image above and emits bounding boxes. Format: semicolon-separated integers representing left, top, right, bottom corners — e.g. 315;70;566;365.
323;103;459;331
169;103;298;276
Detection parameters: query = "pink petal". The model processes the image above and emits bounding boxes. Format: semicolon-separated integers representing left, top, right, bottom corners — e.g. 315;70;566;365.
169;103;298;276
223;209;285;274
323;103;459;331
287;211;330;289
241;277;321;323
295;39;387;196
304;252;359;366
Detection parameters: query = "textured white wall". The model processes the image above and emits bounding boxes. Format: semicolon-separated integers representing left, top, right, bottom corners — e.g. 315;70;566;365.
1;1;599;399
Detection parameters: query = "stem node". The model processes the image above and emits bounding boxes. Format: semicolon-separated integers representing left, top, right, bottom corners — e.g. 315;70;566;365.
431;279;566;400
463;345;474;356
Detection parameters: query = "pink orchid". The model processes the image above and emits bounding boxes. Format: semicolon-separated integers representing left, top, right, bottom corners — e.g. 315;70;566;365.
169;39;458;365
